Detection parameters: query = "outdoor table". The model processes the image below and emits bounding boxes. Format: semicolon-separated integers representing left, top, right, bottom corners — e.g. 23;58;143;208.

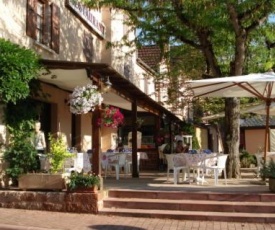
173;153;217;184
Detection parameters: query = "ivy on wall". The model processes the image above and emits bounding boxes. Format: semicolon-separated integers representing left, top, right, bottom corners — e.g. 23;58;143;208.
0;38;42;103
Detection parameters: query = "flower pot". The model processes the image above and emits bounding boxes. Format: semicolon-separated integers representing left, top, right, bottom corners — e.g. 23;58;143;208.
69;186;98;193
269;177;275;192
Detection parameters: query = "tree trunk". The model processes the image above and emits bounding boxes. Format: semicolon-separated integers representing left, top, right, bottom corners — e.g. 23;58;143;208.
224;97;241;179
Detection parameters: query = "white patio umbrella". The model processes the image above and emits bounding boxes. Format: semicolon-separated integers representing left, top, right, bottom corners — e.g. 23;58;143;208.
202;102;275;120
248;102;275;115
187;71;275;162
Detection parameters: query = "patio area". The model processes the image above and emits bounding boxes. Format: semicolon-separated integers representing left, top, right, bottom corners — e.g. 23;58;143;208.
101;168;270;193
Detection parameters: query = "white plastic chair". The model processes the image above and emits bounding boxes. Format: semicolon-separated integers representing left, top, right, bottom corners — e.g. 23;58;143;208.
125;153;141;174
204;154;228;185
125;153;132;174
106;154;127;180
204;153;218;176
158;144;167;165
173;154;189;184
164;154;177;181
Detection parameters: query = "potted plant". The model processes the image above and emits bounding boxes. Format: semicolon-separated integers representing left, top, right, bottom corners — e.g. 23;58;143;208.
260;158;275;192
3;103;41;186
69;84;103;114
97;105;124;129
17;132;74;190
4;129;39;186
66;171;101;193
48;133;74;173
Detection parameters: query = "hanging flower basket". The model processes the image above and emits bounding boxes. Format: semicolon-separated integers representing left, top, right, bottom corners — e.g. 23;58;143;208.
98;106;124;129
69;84;103;114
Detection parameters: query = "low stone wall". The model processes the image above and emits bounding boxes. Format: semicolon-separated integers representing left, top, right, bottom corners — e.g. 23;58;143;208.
0;190;102;213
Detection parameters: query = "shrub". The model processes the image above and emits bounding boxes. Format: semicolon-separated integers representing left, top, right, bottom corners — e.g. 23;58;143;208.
260;159;275;179
48;133;73;173
4;130;38;182
240;150;257;168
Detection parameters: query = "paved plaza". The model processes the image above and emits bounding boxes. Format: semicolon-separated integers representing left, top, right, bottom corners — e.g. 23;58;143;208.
0;208;275;230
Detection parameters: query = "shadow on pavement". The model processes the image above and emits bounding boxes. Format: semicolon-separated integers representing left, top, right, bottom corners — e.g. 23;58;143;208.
89;225;145;230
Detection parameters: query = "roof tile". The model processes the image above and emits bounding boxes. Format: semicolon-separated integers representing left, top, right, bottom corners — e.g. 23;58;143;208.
138;45;161;71
240;115;275;127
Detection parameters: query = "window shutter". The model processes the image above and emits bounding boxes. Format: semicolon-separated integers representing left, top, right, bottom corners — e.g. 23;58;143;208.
42;2;51;46
51;3;60;54
26;0;37;39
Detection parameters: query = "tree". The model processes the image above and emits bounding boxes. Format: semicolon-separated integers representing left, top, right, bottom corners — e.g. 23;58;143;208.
82;0;275;178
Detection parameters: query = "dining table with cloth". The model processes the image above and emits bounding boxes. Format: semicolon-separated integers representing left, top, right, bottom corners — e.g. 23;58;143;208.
173;152;217;184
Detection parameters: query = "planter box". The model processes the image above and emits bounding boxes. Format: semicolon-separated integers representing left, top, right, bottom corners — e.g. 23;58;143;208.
19;173;65;190
68;186;98;193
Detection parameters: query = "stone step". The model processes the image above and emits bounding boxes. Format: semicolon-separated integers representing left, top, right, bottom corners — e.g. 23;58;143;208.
99;189;275;223
107;189;275;202
100;207;275;223
103;197;275;213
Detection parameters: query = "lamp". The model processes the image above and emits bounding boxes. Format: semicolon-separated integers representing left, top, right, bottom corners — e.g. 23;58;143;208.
101;76;112;93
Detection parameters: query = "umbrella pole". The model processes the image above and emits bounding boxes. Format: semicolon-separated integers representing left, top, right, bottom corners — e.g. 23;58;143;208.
264;101;271;164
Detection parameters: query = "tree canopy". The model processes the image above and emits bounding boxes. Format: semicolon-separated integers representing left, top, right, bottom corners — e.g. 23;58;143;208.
82;0;275;178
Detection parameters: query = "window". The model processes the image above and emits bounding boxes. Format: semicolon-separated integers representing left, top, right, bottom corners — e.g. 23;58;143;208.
26;0;60;53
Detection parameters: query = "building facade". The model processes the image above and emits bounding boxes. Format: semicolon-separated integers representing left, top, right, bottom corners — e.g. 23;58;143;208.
0;0;181;175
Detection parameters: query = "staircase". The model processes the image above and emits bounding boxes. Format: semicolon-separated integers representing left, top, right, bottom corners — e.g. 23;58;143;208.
99;189;275;223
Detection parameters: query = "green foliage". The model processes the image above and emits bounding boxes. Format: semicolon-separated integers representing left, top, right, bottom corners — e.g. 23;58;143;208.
67;171;101;190
260;159;275;179
3;130;38;181
5;99;41;131
0;38;42;104
239;150;257;168
48;134;73;173
180;121;200;149
3;100;40;181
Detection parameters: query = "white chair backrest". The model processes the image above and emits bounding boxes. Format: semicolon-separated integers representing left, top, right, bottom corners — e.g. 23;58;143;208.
158;144;167;160
204;153;218;167
101;153;109;168
159;144;167;152
165;154;177;169
118;154;127;166
126;153;132;162
217;154;228;168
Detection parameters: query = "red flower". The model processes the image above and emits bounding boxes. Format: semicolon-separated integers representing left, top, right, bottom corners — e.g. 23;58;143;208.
98;106;124;129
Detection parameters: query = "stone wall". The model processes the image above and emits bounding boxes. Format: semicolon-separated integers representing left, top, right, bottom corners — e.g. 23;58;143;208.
0;190;102;213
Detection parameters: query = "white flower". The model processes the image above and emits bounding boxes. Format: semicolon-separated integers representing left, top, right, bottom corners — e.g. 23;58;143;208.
69;84;103;114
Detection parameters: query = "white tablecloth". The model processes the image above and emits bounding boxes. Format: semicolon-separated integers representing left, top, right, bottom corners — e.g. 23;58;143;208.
101;151;148;169
74;152;91;173
173;153;217;168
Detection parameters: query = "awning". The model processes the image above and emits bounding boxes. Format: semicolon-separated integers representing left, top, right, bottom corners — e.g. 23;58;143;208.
39;59;181;121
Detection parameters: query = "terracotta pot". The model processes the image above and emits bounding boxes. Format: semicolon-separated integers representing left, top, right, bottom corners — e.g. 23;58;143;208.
69;186;98;193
